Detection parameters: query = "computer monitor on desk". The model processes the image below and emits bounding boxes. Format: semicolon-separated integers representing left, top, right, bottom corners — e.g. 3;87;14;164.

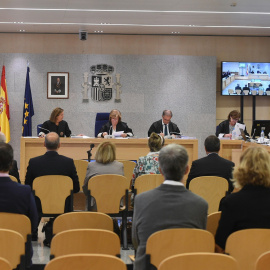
251;120;270;138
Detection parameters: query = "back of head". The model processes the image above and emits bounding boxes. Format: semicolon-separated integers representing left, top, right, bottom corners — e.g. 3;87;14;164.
234;146;270;188
159;144;188;181
95;141;116;164
148;132;164;152
227;110;241;121
45;132;60;150
50;107;64;123
0;132;6;143
162;110;173;117
0;143;13;172
204;135;220;153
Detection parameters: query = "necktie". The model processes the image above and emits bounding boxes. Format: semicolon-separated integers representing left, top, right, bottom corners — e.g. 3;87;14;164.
164;124;168;136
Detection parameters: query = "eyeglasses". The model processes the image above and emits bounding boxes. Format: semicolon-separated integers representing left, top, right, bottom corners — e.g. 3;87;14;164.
231;118;239;122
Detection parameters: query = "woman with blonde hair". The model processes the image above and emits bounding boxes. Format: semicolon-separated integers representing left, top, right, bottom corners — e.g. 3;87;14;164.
215;146;270;252
82;141;124;196
40;107;71;137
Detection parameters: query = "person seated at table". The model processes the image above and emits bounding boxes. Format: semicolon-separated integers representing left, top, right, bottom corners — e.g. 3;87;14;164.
216;110;249;139
97;109;133;138
215;146;270;253
131;132;164;188
243;84;250;90
40;107;71;137
82;141;124;209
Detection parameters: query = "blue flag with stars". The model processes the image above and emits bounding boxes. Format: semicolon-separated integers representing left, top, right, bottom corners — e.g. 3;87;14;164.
22;66;34;136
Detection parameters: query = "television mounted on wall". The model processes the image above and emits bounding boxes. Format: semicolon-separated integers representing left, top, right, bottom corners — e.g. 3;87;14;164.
221;62;270;96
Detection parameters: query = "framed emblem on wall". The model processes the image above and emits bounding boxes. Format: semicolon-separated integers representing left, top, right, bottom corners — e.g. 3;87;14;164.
47;72;69;99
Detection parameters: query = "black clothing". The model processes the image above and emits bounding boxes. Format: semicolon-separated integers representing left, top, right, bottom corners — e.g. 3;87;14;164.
9;160;20;183
42;120;71;137
216;120;249;137
99;121;134;137
148;119;180;137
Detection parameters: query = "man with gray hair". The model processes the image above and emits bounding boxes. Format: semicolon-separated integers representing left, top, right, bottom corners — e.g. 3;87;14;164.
148;110;180;137
132;144;208;270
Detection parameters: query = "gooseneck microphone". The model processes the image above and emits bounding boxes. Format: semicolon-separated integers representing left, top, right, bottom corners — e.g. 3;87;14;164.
39;127;50;133
38;127;50;137
87;144;95;162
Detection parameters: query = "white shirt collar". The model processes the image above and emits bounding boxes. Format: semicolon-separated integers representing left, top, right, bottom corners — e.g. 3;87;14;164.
0;173;10;177
163;180;184;186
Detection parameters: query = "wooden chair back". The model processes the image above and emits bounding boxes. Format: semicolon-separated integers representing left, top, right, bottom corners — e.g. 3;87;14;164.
134;174;164;195
0;229;25;270
206;211;221;236
73;160;88;191
189;176;228;214
158;252;239;270
9;175;19;183
45;254;126;270
146;228;215;268
33;175;73;214
226;229;270;270
256;251;270;270
53;212;113;235
118;160;136;182
50;229;120;258
0;257;12;270
87;175;129;213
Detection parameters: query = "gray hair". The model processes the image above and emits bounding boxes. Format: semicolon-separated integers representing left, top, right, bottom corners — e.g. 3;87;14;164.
159;144;188;181
162;110;173;117
0;132;6;143
45;132;60;150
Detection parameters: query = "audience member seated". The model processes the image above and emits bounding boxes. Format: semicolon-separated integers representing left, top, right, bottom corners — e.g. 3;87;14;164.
82;141;124;209
266;84;270;91
131;132;164;188
97;109;133;138
257;70;261;74
216;110;249;138
250;70;254;74
0;132;20;182
243;84;250;90
215;146;270;253
132;144;208;270
235;84;241;90
186;135;234;192
0;143;38;264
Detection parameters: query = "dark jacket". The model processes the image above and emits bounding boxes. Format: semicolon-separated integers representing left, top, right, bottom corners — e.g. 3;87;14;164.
148;119;180;137
99;121;133;136
216;120;249;137
42;120;71;137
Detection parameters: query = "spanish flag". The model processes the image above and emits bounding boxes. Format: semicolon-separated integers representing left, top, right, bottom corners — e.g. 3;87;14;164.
0;66;10;142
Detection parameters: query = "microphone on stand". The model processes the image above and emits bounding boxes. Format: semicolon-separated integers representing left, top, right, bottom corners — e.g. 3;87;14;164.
38;127;50;137
87;144;95;162
109;125;112;135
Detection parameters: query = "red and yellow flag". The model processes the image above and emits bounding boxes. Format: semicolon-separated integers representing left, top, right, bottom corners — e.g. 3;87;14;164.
0;65;10;142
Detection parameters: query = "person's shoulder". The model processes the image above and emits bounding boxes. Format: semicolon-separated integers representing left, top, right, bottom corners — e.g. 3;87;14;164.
216;155;235;166
186;189;208;206
57;154;74;163
113;160;124;168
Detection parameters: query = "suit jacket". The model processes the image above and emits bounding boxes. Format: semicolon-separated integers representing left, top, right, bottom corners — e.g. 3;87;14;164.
215;185;270;249
99;121;133;137
148;119;180;137
132;184;208;270
216;119;249;137
82;161;124;195
9;160;20;183
42;120;71;137
186;153;235;192
0;177;38;232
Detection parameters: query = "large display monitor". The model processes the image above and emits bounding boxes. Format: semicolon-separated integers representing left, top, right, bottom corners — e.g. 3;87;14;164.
251;120;270;138
221;62;270;96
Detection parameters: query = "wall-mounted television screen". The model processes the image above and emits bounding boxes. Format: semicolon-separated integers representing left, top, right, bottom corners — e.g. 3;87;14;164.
221;62;270;96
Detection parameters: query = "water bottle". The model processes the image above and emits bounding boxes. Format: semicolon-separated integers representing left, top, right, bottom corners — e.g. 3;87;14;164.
232;128;236;140
260;129;265;143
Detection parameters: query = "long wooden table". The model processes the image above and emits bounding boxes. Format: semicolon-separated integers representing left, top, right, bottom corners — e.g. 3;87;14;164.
20;137;198;182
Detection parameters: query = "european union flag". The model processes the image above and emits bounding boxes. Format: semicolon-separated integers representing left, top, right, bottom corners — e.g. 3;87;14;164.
22;67;34;136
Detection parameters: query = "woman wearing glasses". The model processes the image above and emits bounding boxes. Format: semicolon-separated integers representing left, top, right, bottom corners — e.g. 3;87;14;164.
216;110;249;138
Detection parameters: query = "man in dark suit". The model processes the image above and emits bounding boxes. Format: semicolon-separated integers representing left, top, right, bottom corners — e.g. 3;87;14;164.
132;144;208;270
0;143;38;265
25;132;80;239
186;135;235;192
148;110;180;137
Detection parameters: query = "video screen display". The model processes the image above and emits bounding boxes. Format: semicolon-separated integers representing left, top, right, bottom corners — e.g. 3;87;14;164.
221;62;270;96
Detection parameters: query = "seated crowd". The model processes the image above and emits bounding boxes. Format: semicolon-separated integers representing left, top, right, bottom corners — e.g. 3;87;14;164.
1;119;270;268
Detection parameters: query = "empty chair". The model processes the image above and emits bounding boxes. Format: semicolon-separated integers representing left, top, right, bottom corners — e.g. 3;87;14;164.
145;228;215;270
118;160;136;183
0;229;25;270
258;90;264;95
53;212;113;235
50;229;121;259
189;176;229;214
256;251;270;270
243;90;250;95
226;229;270;270
206;211;221;236
228;89;235;95
158;252;239;270
252;90;257;95
45;254;127;270
134;174;164;195
235;89;242;95
0;257;12;270
95;112;110;137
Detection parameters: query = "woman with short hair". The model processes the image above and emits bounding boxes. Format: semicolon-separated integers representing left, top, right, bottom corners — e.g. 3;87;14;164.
215;146;270;252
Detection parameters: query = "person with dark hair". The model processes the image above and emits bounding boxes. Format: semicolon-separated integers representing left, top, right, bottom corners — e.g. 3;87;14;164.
132;144;208;270
148;110;180;137
131;132;164;187
216;110;249;138
186;135;235;192
97;109;133;138
215;146;270;252
40;107;71;137
0;143;38;265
